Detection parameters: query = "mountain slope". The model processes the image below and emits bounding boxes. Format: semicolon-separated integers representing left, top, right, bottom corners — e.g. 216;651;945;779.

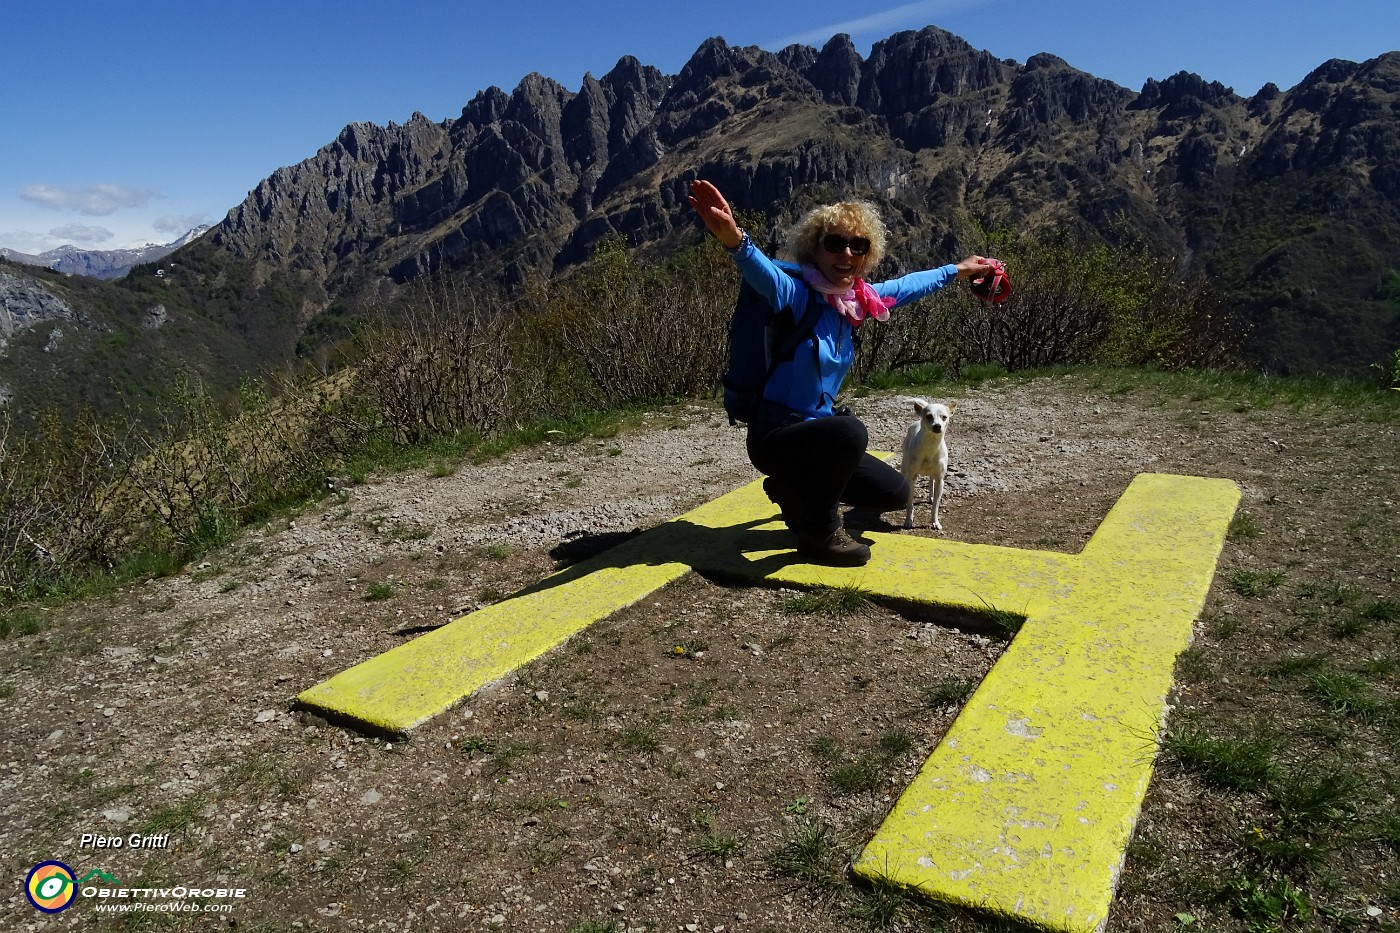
0;258;265;423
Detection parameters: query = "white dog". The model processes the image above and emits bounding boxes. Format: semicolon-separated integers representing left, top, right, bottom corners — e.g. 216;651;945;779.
900;399;955;530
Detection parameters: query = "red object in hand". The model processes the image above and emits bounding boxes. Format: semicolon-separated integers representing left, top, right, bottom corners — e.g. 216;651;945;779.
969;259;1011;303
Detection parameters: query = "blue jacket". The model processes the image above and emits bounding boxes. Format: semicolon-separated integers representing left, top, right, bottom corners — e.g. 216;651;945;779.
731;236;959;421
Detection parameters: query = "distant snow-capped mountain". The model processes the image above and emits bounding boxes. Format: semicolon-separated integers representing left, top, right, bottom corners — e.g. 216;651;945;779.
0;225;210;280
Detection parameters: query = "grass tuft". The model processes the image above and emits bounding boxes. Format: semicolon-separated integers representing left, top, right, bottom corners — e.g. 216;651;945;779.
770;818;840;889
829;755;883;796
1305;670;1385;723
1268;768;1360;835
364;581;395;601
923;677;976;709
1162;725;1276;790
1227;512;1260;540
1227;569;1287;598
782;584;870;617
616;726;660;754
1361;598;1400;623
694;829;747;861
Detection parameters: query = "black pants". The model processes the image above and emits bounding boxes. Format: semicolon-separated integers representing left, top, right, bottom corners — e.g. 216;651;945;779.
746;414;909;535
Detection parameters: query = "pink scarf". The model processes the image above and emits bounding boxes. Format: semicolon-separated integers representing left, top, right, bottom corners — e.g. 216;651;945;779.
801;266;895;325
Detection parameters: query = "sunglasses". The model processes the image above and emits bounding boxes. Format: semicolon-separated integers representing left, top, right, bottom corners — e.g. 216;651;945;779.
821;233;871;256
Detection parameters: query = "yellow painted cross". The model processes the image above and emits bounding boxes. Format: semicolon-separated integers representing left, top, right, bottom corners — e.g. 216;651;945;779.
297;470;1239;932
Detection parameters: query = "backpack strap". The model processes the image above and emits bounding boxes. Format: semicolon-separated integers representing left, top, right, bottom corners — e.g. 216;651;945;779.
753;285;827;425
772;287;825;373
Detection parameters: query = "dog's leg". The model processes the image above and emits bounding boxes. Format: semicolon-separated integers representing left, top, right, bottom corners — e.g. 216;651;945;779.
902;473;917;529
930;472;944;531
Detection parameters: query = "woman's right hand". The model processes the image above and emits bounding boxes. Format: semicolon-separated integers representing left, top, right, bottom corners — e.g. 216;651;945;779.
688;180;743;249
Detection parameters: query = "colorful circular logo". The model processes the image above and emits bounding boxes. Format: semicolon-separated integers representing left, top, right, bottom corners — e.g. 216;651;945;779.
25;861;77;913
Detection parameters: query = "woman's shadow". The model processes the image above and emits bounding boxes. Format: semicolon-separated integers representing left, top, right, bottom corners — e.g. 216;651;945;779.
512;515;815;600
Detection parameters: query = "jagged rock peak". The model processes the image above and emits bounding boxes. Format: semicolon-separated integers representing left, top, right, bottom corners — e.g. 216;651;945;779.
1135;71;1238;110
390;111;438;129
461;86;511;126
860;24;1008;112
875;24;977;57
1022;52;1072;72
680;35;748;78
810;33;863;106
510;71;570;108
505;72;571;149
775;42;818;75
1299;58;1364;87
335;121;384;159
601;54;657;89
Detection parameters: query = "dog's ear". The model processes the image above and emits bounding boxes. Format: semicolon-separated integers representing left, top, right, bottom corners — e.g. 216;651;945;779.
947;401;958;416
912;399;929;415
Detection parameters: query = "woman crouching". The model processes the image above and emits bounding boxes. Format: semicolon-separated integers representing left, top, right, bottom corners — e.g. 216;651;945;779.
688;178;997;566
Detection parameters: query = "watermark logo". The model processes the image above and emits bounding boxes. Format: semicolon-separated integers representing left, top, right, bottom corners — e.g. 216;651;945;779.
23;863;122;913
78;868;123;886
25;861;78;913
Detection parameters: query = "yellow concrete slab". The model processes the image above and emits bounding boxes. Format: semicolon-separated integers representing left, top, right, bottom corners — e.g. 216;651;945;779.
299;465;1238;933
851;474;1240;932
295;471;788;735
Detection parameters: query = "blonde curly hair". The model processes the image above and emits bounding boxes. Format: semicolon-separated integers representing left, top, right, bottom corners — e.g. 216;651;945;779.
785;200;888;269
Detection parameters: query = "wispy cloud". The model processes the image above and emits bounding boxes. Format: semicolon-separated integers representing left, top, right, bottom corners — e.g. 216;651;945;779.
20;183;161;216
154;213;211;235
0;230;48;254
49;224;114;245
769;0;989;49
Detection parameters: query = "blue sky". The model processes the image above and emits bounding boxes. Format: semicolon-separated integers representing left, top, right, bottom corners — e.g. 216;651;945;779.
2;0;1395;253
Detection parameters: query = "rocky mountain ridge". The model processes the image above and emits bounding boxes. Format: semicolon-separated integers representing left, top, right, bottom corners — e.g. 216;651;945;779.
6;26;1397;424
169;27;1397;374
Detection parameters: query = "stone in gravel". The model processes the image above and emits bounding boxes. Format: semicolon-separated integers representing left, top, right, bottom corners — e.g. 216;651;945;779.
103;806;133;823
361;788;383;805
255;710;276;723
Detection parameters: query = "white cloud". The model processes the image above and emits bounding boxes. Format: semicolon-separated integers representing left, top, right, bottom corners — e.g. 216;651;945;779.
769;0;989;49
49;224;115;245
154;213;211;235
0;230;49;254
20;183;161;216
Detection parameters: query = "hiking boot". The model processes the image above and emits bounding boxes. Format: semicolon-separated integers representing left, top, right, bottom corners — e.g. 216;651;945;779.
762;476;798;529
796;528;871;566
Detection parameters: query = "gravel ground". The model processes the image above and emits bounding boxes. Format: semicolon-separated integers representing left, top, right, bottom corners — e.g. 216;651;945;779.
2;372;1396;932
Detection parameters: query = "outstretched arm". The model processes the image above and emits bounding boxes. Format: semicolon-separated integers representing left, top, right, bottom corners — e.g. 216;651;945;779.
874;254;1004;306
687;179;744;249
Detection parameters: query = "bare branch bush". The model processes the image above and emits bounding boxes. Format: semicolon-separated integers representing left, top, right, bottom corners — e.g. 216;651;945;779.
848;291;959;383
121;373;359;553
852;231;1247;379
544;237;733;408
352;279;513;445
0;411;136;598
